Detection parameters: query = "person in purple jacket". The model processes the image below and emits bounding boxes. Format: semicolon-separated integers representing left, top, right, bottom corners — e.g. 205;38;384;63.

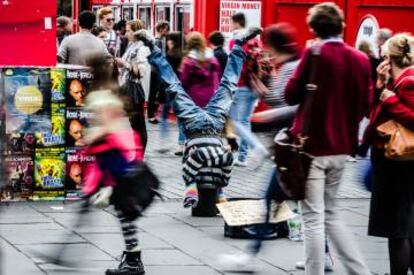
174;32;221;155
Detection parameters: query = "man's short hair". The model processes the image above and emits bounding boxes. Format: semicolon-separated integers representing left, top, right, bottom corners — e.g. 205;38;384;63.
98;6;113;20
231;13;246;28
57;16;71;28
155;21;170;33
208;31;225;47
307;2;344;39
79;11;96;30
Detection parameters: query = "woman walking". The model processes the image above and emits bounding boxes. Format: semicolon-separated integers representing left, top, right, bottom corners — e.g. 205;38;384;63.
115;20;150;151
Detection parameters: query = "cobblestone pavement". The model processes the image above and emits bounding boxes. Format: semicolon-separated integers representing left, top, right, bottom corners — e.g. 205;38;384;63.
145;123;370;200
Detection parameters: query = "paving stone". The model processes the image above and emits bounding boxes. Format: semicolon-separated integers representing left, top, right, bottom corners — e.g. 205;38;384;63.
0;228;85;245
16;243;113;264
1;239;44;275
38;261;119;275
81;232;174;257
145;266;222;275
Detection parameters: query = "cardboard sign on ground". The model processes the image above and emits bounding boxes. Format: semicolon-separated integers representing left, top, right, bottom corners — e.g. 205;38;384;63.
217;200;295;227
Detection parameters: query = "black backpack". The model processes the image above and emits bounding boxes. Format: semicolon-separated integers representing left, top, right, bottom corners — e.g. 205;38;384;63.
111;162;162;219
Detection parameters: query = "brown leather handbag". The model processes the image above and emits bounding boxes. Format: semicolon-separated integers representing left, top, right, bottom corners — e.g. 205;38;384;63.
377;120;414;160
376;75;414;161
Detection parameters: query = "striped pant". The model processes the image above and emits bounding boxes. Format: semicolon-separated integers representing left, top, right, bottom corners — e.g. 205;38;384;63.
116;208;139;251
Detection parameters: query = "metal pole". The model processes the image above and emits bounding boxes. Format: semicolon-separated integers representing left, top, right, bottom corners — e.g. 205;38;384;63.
73;0;79;32
151;0;155;33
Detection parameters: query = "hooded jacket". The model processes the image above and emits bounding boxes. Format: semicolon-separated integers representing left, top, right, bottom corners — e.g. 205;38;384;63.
179;49;221;108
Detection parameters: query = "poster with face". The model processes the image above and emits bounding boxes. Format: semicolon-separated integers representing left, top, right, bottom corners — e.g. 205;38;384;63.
65;68;93;108
33;147;65;200
65;109;93;147
3;68;51;134
65;148;95;200
2;155;34;201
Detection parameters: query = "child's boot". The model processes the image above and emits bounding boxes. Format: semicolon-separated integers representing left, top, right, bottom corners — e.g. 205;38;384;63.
106;251;145;275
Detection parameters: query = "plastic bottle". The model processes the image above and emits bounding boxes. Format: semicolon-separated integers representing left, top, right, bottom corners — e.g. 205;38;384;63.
288;209;303;242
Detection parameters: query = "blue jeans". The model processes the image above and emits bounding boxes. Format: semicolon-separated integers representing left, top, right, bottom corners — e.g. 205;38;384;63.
177;122;186;145
230;87;258;162
148;45;246;137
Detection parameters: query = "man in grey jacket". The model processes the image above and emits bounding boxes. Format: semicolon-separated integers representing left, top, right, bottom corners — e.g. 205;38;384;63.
58;11;110;66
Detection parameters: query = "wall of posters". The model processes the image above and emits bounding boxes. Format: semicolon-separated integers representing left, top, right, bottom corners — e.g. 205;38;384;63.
0;66;95;201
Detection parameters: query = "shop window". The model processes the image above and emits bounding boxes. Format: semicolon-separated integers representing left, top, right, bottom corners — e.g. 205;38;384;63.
58;0;72;16
138;7;152;30
156;6;171;23
122;6;135;21
175;5;191;35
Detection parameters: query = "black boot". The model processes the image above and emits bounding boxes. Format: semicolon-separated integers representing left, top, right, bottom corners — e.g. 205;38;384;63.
235;27;263;46
106;251;145;275
134;30;155;50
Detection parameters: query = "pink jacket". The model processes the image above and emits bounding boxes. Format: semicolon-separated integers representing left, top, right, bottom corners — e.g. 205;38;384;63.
180;50;220;108
82;128;143;196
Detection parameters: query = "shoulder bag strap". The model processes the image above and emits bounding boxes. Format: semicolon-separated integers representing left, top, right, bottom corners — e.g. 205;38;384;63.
300;45;321;142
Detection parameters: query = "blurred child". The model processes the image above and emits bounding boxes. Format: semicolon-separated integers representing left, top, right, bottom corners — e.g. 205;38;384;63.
82;90;145;275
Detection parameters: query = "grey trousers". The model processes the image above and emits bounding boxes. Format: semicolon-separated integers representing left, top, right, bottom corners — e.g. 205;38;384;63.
300;155;370;275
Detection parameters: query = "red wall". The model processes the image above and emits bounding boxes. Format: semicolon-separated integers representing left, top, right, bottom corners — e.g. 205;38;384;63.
194;0;414;47
346;1;414;47
0;0;57;67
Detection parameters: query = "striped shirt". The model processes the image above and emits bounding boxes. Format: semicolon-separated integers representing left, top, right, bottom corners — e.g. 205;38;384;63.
182;137;234;187
263;59;300;109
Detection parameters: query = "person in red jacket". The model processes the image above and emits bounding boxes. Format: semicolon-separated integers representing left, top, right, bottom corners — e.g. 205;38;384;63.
284;3;372;274
366;33;414;275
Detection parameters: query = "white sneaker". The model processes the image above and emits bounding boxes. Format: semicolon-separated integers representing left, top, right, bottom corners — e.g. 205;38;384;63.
295;254;334;272
218;253;256;273
234;159;248;167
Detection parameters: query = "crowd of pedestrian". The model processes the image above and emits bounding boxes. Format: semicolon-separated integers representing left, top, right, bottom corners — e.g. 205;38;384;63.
53;2;414;275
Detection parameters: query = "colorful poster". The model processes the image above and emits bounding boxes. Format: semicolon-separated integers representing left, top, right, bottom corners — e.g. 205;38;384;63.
65;148;95;200
2;155;34;201
65;108;93;147
35;103;65;147
65;68;93;108
3;68;51;134
33;147;65;200
5;133;35;155
50;68;66;103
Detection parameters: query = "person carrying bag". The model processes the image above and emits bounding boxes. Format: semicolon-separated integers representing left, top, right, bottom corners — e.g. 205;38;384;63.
365;33;414;275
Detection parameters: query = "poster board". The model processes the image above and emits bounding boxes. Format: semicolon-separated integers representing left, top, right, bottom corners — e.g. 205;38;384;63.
0;66;95;201
217;200;295;226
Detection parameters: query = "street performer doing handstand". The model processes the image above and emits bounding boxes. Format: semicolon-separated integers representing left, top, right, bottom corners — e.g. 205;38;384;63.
135;27;262;208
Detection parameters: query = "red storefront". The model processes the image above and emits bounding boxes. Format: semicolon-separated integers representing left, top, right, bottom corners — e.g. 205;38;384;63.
194;0;414;51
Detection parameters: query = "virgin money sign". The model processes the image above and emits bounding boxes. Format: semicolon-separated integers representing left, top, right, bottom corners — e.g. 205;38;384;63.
219;0;261;34
0;0;57;67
